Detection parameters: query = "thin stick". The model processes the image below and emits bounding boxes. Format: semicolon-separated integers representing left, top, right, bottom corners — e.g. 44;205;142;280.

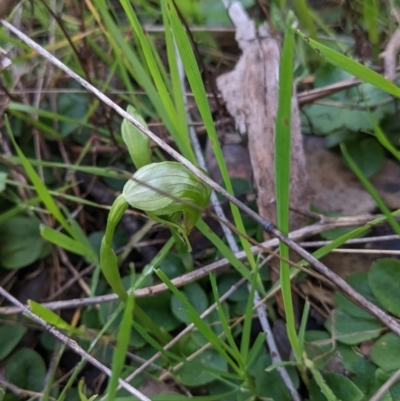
330;249;400;255
300;234;400;247
369;367;400;401
0;287;151;401
0;215;393;316
3;19;400;336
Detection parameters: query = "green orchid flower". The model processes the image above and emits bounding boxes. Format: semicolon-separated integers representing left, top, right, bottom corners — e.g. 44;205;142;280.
100;106;211;301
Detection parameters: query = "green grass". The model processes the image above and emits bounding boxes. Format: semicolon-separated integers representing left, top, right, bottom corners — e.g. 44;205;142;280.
1;1;400;400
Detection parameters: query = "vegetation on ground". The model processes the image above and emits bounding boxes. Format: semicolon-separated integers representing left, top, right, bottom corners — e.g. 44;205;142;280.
1;1;400;400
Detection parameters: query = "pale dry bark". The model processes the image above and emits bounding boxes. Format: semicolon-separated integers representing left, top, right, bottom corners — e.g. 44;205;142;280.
381;28;400;81
216;4;309;234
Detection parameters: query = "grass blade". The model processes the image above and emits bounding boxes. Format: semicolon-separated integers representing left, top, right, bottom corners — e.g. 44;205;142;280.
373;123;400;161
40;226;94;259
162;0;189;145
28;300;83;336
341;143;400;237
105;278;135;401
100;240;128;303
240;264;259;363
209;273;243;368
293;0;317;39
246;332;267;368
119;0;195;162
164;0;257;271
275;14;300;359
5;117;77;240
156;269;241;374
298;299;310;357
295;28;400;98
196;220;252;283
364;0;379;60
94;1;178;141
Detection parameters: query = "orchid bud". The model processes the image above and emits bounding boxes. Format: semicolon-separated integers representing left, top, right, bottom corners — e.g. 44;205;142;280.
121;105;151;169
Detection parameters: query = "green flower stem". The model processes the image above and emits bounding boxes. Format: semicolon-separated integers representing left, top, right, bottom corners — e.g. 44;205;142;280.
100;194;129;302
104;194;129;245
304;355;339;401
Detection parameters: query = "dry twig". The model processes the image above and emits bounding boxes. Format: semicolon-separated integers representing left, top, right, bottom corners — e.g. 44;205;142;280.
0;214;387;316
0;286;151;401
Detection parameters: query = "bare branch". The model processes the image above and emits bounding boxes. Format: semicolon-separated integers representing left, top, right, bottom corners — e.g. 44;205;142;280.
0;287;151;401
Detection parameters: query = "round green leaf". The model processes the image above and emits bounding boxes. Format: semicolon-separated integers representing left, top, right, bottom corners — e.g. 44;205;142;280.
159;253;186;279
5;348;46;392
0;216;46;269
336;343;365;374
39;331;57;352
98;300;146;349
171;282;208;324
137;292;180;332
300;64;394;136
0;323;27;361
346;137;384;178
175;349;227;386
309;373;363;401
325;309;383;345
351;358;383;399
208;382;238;401
334;272;382;320
217;273;249;302
369;258;400;318
57;90;89;137
251;352;299;401
371;332;400;371
323;130;359;148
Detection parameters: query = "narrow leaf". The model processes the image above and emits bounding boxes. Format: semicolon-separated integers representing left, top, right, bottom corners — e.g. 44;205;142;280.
275;14;300;359
40;226;93;259
5;117;77;240
209;273;242;366
341;143;400;237
296;28;400;98
164;0;256;269
119;0;195;161
106;281;135;401
28;300;83;335
100;239;127;302
156;269;241;374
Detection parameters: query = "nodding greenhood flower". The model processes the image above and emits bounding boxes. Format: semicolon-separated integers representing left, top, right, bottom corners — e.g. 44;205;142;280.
100;160;211;301
122;161;211;238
